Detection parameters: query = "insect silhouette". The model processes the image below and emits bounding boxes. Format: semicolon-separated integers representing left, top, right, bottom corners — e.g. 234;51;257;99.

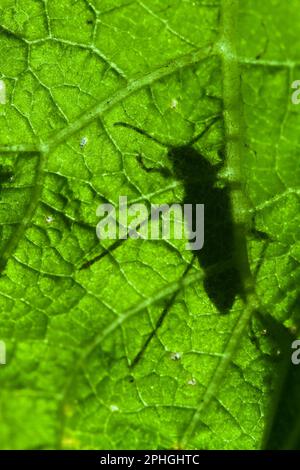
114;118;243;314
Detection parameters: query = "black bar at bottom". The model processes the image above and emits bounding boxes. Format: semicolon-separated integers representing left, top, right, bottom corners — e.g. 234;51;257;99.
0;450;294;467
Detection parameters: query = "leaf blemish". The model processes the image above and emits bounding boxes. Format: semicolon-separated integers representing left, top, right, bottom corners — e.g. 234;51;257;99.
0;80;6;105
170;99;178;109
188;378;197;386
170;352;181;361
110;405;119;412
80;137;88;149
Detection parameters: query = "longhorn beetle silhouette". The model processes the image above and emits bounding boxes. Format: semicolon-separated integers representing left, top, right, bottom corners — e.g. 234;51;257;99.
80;117;271;369
114;117;243;315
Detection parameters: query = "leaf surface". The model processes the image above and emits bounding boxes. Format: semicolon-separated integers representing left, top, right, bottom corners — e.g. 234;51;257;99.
0;0;299;450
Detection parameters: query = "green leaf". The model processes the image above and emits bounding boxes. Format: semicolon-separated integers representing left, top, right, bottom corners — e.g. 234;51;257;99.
0;0;299;450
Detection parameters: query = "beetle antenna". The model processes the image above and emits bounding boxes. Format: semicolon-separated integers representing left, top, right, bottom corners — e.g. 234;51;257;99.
113;122;167;147
189;115;221;146
114;114;221;148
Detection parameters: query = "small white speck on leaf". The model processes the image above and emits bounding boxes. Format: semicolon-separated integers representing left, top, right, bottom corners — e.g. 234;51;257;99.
170;98;178;109
171;352;181;361
110;405;119;412
0;80;6;105
46;216;54;224
80;136;88;148
188;378;197;386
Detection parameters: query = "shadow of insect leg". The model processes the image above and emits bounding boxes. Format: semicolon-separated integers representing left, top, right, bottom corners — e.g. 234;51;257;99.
248;230;272;348
136;154;173;178
130;255;197;369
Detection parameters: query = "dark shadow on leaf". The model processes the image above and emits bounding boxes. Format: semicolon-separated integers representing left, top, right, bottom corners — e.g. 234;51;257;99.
114;117;243;314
